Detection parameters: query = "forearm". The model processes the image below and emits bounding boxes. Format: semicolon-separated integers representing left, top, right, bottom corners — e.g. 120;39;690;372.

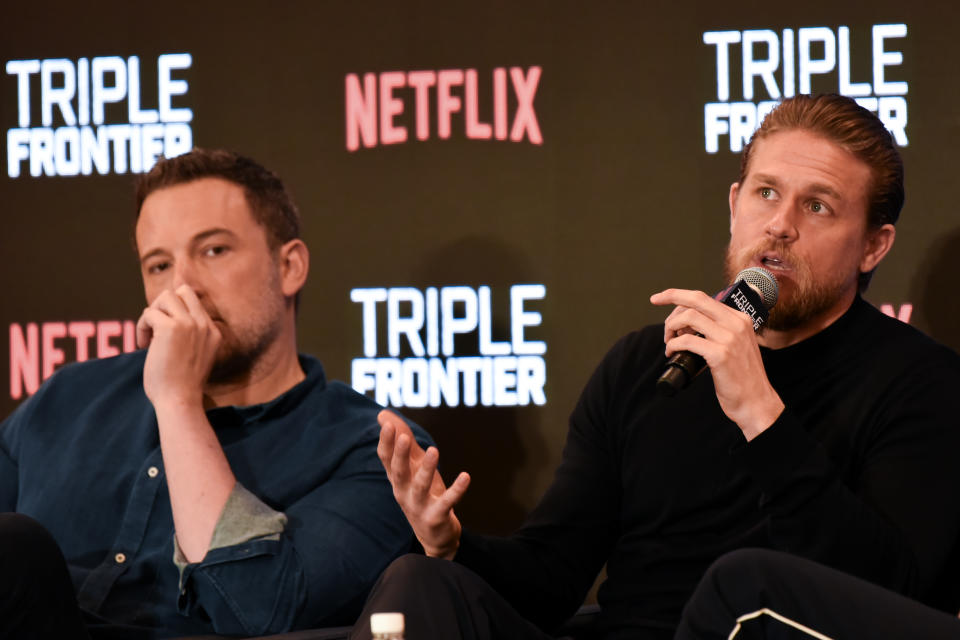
178;535;306;634
174;484;304;635
155;399;236;562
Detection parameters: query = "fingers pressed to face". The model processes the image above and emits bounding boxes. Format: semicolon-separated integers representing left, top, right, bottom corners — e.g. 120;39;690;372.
151;288;192;320
175;284;214;328
136;307;159;349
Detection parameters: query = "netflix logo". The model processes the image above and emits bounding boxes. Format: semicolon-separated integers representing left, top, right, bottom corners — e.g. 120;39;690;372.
345;66;543;151
8;320;138;400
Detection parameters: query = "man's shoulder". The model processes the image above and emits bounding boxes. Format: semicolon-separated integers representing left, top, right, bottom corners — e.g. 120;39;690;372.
572;324;671;403
27;351;147;406
859;300;960;368
51;350;147;381
327;380;435;447
292;357;434;448
605;324;667;359
1;351;149;443
595;324;669;377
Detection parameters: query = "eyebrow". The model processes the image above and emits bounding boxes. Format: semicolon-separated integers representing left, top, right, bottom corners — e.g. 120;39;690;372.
750;173;843;202
139;228;238;265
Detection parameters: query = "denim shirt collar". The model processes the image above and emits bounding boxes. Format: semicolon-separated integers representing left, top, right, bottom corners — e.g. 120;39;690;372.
206;355;326;429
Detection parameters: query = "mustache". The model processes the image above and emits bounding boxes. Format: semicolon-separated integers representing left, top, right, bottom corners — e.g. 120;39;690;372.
743;240;797;262
727;240;803;273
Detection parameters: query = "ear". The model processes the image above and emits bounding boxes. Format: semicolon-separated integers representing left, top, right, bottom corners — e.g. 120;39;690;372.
278;239;309;298
728;182;741;234
860;223;896;274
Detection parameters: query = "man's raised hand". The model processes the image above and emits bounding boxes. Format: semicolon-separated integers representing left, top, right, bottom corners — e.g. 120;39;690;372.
651;288;784;440
377;409;470;560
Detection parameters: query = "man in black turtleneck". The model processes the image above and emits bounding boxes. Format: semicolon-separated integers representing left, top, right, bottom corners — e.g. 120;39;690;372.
354;94;960;640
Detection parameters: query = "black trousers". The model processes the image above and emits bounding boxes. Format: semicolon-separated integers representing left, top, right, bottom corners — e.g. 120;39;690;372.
349;554;556;640
674;548;960;640
0;513;90;639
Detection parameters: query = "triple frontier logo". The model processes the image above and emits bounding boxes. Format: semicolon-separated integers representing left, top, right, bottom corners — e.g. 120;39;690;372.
344;66;543;151
350;284;547;408
5;53;194;178
702;24;908;153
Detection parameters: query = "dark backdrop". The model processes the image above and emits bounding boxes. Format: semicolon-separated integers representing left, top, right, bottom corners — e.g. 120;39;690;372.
2;1;956;534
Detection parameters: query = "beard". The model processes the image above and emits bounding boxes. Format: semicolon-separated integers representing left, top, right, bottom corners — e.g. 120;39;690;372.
204;278;285;386
207;321;281;385
724;239;852;331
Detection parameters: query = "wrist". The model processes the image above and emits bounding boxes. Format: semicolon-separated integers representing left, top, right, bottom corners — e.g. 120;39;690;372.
739;391;785;442
422;522;461;560
151;392;206;423
424;538;459;561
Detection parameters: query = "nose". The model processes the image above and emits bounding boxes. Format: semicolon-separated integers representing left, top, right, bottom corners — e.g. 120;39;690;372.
171;258;203;296
764;201;799;242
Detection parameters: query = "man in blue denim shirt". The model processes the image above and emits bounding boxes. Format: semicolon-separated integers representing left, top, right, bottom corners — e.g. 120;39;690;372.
0;149;432;638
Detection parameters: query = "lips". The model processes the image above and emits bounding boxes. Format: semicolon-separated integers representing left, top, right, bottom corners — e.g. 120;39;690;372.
759;253;790;271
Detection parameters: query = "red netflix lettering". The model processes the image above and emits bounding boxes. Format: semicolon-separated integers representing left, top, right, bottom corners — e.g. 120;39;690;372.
42;322;67;379
465;70;491;139
9;323;39;399
344;66;543;150
509;67;542;144
437;70;463;139
97;320;123;358
68;321;96;361
123;320;136;352
345;73;377;151
407;71;436;140
8;320;138;400
494;68;508;140
880;303;913;324
379;71;407;145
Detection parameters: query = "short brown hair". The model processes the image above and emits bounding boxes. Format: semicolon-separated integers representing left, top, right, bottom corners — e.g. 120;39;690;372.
135;148;301;250
740;94;904;290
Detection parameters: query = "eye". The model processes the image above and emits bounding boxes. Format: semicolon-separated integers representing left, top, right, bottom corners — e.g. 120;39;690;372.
809;200;827;214
203;245;228;257
146;261;170;275
759;187;774;199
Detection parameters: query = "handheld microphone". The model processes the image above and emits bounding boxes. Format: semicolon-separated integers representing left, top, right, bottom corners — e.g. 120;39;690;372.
656;267;778;397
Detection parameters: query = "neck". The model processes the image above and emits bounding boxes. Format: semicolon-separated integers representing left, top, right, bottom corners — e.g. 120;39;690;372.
757;290;857;350
202;326;305;408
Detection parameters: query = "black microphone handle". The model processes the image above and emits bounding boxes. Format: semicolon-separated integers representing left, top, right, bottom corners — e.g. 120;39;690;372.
656;349;707;397
655;269;776;397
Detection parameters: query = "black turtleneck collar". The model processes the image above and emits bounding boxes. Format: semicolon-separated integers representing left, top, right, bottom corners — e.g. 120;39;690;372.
760;295;874;384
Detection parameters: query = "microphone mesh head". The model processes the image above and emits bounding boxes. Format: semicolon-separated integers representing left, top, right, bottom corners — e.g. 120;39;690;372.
736;267;778;310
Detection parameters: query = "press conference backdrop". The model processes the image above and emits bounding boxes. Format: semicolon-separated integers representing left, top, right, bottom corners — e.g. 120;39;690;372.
3;1;958;533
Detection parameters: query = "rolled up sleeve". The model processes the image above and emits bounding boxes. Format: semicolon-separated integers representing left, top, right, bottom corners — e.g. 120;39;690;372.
172;443;414;635
174;483;300;635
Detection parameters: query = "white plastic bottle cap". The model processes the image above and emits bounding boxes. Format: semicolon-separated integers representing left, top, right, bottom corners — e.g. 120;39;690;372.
370;612;405;634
